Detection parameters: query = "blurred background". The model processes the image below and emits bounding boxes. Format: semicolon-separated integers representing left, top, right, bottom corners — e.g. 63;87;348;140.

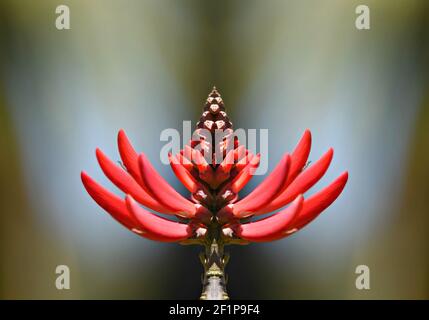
0;0;428;299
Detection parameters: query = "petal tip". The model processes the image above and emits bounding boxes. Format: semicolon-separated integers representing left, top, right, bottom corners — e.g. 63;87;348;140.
302;129;312;142
118;128;126;137
95;147;104;159
80;170;88;181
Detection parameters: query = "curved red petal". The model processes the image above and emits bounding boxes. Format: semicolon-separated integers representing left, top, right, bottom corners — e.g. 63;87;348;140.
235;152;254;171
211;149;235;187
81;171;136;230
125;195;193;242
168;153;199;193
292;171;349;230
234;145;247;162
117;129;145;188
231;153;261;193
218;149;235;174
138;154;197;218
257;148;333;214
176;153;194;171
232;154;291;218
96;148;171;214
193;150;215;185
183;145;193;162
285;129;312;187
234;195;303;242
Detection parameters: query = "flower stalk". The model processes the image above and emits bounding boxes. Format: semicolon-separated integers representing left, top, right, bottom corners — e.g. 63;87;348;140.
199;239;229;300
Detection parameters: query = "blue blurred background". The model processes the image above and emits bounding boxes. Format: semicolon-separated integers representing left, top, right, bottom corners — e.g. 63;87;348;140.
0;0;428;299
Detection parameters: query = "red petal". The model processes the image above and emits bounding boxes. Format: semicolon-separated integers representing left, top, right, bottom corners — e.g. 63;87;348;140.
125;195;193;242
256;148;333;214
292;171;348;230
285;129;312;187
232;154;291;218
235;152;254;171
138;154;197;218
168;153;199;193
176;153;194;171
217;204;234;224
81;171;136;230
234;195;303;242
213;149;235;187
234;145;247;162
117;129;146;189
192;149;209;170
183;145;193;162
192;150;216;186
96;148;170;214
231;153;261;193
218;149;235;175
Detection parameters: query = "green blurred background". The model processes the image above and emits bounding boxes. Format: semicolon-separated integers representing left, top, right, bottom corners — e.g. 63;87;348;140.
0;0;428;299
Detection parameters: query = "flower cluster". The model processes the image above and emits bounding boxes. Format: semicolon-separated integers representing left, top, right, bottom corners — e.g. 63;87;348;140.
81;88;348;244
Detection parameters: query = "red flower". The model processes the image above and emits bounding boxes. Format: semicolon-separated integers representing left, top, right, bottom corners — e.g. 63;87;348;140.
81;88;348;244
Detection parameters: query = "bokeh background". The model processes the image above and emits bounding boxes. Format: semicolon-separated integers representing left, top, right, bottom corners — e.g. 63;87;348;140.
1;0;428;299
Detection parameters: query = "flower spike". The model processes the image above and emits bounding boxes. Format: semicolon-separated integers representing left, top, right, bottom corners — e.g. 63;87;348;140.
83;90;347;243
81;87;348;300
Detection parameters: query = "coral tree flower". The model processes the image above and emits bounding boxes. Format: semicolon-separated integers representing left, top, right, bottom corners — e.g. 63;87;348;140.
81;88;348;244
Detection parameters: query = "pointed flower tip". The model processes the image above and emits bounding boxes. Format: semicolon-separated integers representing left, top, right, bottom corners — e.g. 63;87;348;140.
334;170;348;182
209;86;220;97
299;129;312;149
81;171;96;188
117;128;126;140
302;128;312;140
95;147;103;159
80;170;88;181
322;147;334;163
